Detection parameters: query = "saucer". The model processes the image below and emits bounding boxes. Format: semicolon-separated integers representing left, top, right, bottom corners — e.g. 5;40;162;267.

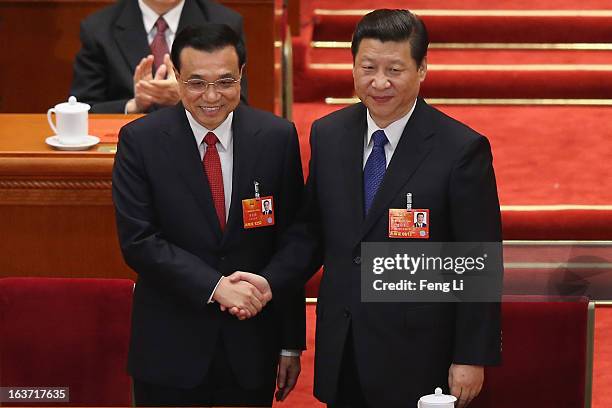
45;135;100;151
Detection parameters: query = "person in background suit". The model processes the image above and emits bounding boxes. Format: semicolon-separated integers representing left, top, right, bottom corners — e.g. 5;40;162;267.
229;9;503;408
112;24;303;406
71;0;247;113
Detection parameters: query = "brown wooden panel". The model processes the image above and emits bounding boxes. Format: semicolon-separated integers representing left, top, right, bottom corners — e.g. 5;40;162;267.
0;1;110;113
0;0;280;113
0;114;133;279
0;205;136;279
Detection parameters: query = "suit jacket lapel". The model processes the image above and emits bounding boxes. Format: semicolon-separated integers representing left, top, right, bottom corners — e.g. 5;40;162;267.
341;104;368;234
359;99;435;242
221;104;264;247
160;105;223;240
113;0;151;74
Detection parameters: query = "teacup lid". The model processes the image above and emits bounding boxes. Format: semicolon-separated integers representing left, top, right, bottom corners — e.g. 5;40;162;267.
419;387;457;404
54;96;90;113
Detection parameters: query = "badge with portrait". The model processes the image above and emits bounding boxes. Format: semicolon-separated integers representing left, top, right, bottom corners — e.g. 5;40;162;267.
388;209;429;239
242;196;275;229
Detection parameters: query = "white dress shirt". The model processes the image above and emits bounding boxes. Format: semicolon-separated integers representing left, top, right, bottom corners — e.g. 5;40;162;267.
363;100;417;169
185;110;234;217
138;0;185;48
124;1;185;114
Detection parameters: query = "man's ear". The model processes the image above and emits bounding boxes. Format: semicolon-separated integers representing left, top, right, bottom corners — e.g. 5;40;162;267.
418;56;427;82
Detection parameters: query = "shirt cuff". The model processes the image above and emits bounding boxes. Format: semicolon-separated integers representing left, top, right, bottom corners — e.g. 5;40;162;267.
207;276;225;304
280;349;302;357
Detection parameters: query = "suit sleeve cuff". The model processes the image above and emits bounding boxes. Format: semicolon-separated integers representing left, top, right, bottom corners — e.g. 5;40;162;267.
206;276;225;304
280;349;302;357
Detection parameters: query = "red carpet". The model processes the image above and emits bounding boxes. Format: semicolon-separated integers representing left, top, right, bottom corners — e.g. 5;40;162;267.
292;102;612;239
293;103;612;206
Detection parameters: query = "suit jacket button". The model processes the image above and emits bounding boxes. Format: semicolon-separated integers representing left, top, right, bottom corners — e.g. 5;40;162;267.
353;256;361;265
344;308;350;318
220;256;226;261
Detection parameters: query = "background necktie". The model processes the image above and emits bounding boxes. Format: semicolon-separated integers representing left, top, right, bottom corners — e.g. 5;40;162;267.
363;129;388;214
203;132;226;231
150;17;169;73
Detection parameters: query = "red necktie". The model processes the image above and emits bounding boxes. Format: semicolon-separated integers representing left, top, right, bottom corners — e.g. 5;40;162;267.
150;17;169;73
203;132;226;231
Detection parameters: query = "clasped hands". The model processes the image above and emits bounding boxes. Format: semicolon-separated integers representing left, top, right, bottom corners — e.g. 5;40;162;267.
212;271;272;320
126;53;181;113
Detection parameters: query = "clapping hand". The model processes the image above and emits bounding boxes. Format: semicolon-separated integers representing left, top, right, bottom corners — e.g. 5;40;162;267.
137;54;180;106
127;54;181;113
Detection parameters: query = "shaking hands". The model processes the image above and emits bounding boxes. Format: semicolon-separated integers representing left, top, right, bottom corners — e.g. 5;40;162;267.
212;271;272;320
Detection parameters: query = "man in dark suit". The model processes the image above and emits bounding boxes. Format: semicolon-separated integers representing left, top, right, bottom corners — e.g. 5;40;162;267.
71;0;247;113
231;9;502;408
262;199;273;215
112;24;303;406
414;212;426;228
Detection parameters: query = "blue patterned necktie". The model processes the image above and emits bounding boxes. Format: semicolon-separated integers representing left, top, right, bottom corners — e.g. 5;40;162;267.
363;129;388;214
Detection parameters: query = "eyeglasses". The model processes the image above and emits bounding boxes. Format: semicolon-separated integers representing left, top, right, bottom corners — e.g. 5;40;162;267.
181;77;240;93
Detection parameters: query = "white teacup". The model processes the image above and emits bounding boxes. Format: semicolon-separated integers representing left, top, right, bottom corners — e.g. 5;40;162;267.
418;387;456;407
47;96;91;145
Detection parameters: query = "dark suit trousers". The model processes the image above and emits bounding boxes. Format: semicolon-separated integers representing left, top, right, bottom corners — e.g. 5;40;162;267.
133;338;276;407
328;326;369;408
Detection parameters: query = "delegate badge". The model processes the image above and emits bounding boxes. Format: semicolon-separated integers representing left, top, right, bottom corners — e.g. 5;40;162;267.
242;196;275;229
388;208;430;239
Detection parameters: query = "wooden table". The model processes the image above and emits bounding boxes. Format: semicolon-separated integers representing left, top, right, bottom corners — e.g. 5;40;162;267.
0;114;138;279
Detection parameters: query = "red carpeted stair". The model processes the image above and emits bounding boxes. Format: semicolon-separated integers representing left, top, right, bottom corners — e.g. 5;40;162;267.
312;12;612;43
293;1;612;102
299;64;612;100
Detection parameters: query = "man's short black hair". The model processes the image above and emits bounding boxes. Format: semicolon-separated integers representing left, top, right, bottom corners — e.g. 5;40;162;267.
351;9;429;67
171;24;246;72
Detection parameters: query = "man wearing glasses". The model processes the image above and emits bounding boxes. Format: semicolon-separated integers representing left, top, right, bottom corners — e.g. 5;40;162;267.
112;24;304;406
